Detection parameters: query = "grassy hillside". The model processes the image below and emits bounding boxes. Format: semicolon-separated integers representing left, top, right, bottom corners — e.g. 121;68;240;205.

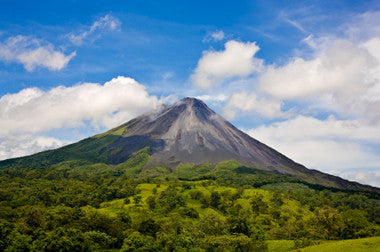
292;236;380;252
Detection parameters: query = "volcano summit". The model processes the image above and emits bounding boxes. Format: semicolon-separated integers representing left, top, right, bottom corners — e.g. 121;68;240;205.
0;97;377;192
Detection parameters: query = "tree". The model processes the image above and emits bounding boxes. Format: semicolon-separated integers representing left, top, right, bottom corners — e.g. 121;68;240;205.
198;234;262;252
181;207;199;219
341;209;375;239
146;196;156;210
250;194;268;214
314;207;344;239
121;231;156;251
198;211;227;236
189;190;203;200
158;186;185;213
36;228;94;252
83;231;115;249
210;191;221;209
138;218;160;238
227;216;250;236
133;195;142;205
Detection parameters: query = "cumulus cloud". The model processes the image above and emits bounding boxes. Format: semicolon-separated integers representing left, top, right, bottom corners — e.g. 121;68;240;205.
191;40;263;89
345;11;380;41
68;15;121;45
219;13;380;123
0;76;161;136
0;76;162;160
0;35;76;71
258;38;380;122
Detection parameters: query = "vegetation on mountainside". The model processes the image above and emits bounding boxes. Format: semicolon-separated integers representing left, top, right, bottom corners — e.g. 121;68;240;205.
0;149;379;251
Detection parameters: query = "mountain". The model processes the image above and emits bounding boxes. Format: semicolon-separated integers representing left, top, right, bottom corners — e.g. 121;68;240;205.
0;97;378;192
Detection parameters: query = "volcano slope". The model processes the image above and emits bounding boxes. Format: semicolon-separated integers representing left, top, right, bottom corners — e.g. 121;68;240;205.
0;97;378;192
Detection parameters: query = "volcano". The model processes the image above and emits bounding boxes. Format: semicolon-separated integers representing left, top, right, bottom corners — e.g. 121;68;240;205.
106;97;309;173
0;97;377;192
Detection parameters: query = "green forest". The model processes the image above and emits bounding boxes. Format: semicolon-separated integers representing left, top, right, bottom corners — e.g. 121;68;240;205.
0;149;379;251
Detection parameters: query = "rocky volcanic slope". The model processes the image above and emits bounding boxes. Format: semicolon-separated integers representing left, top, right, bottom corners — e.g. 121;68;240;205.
0;97;378;192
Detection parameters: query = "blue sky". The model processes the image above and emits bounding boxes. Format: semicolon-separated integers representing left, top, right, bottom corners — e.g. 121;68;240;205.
0;0;379;186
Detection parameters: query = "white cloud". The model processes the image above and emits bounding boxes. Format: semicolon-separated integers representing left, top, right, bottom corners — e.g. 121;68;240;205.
339;170;380;187
344;11;380;42
217;12;380;122
193;94;228;108
191;40;263;89
0;76;163;160
223;91;289;120
0;76;161;137
195;94;227;102
203;30;225;42
258;38;380;123
249;115;380;144
0;135;64;160
211;31;225;41
247;116;380;186
219;36;380;123
0;35;76;71
68;14;121;45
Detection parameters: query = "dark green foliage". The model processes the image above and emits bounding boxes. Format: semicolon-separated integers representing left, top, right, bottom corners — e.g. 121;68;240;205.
181;207;199;219
228;216;250;236
158;186;185;213
133;195;142;204
121;231;156;251
251;194;268;214
210;191;221;209
198;211;227;235
138;218;160;238
199;234;266;252
146;195;156;210
84;230;116;249
189;190;203;200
